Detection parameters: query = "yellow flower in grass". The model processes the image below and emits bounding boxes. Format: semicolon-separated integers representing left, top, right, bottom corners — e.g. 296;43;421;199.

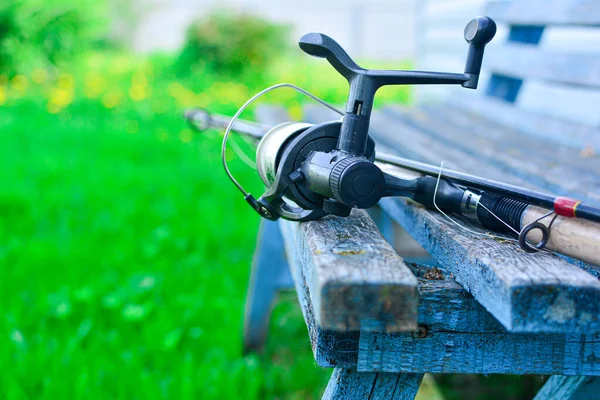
11;75;28;96
129;71;149;101
132;71;147;86
85;73;105;99
288;103;303;121
31;68;48;84
129;84;147;101
57;73;75;89
0;86;6;105
102;90;123;109
167;82;197;106
49;88;73;108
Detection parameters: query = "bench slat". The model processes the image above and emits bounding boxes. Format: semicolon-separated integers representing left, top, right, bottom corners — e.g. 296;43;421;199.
283;209;418;332
487;43;600;88
485;0;600;26
383;106;600;205
357;331;600;375
303;105;600;334
452;93;600;152
422;104;600;174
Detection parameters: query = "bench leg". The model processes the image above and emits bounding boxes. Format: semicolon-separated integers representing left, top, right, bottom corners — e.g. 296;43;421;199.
243;219;292;353
534;376;600;400
322;368;424;400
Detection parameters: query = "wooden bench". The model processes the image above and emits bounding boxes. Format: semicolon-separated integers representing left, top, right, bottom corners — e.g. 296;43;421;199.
244;0;600;398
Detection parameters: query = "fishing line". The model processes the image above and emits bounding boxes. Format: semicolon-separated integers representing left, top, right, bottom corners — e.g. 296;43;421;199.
229;135;257;169
433;161;557;253
222;83;344;196
432;161;518;243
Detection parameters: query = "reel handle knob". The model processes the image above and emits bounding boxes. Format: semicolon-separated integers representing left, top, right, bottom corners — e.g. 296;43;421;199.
462;16;497;88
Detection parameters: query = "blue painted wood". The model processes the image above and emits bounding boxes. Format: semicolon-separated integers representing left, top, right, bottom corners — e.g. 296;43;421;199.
534;376;600;400
304;105;600;334
508;26;545;44
382;106;600;206
283;220;600;374
280;210;419;333
486;24;545;103
243;219;291;352
357;331;600;375
486;73;523;103
322;369;423;400
378;196;600;334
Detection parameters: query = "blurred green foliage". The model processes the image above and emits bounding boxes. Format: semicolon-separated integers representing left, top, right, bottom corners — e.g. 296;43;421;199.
0;0;107;75
174;11;290;77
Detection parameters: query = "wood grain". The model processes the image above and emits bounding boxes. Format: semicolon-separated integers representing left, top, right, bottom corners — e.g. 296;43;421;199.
282;209;418;332
284;220;600;375
383;106;600;205
453;91;600;153
322;369;424;400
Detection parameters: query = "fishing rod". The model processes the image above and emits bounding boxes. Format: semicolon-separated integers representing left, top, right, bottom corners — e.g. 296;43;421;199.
186;106;600;263
184;16;600;265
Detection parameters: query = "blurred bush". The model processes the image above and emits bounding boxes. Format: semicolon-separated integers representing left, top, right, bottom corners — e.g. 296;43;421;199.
0;0;108;75
175;11;290;77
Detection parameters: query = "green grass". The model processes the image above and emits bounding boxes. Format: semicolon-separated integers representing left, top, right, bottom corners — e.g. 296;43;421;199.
0;93;331;399
0;51;415;399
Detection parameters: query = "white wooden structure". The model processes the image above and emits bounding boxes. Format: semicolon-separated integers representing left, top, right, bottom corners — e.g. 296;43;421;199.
129;0;416;61
415;0;600;129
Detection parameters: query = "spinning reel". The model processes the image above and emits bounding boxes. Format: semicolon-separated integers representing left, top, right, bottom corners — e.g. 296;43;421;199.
238;17;497;222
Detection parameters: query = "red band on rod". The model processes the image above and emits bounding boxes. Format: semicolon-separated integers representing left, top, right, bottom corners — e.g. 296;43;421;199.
554;197;581;218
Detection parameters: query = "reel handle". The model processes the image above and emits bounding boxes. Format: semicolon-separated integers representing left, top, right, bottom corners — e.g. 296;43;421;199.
298;17;496;155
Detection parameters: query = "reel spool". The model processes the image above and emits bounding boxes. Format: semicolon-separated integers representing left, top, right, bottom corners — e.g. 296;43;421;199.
255;121;375;222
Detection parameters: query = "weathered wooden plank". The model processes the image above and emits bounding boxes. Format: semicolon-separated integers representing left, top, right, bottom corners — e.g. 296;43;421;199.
534;376;600;400
518;80;600;127
303;105;600;334
485;0;600;26
382;106;600;205
280;217;361;368
357;330;600;375
243;220;292;352
486;42;600;88
282;209;418;332
452;93;600;153
422;104;600;174
285;224;600;375
322;369;424;400
380;194;600;333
